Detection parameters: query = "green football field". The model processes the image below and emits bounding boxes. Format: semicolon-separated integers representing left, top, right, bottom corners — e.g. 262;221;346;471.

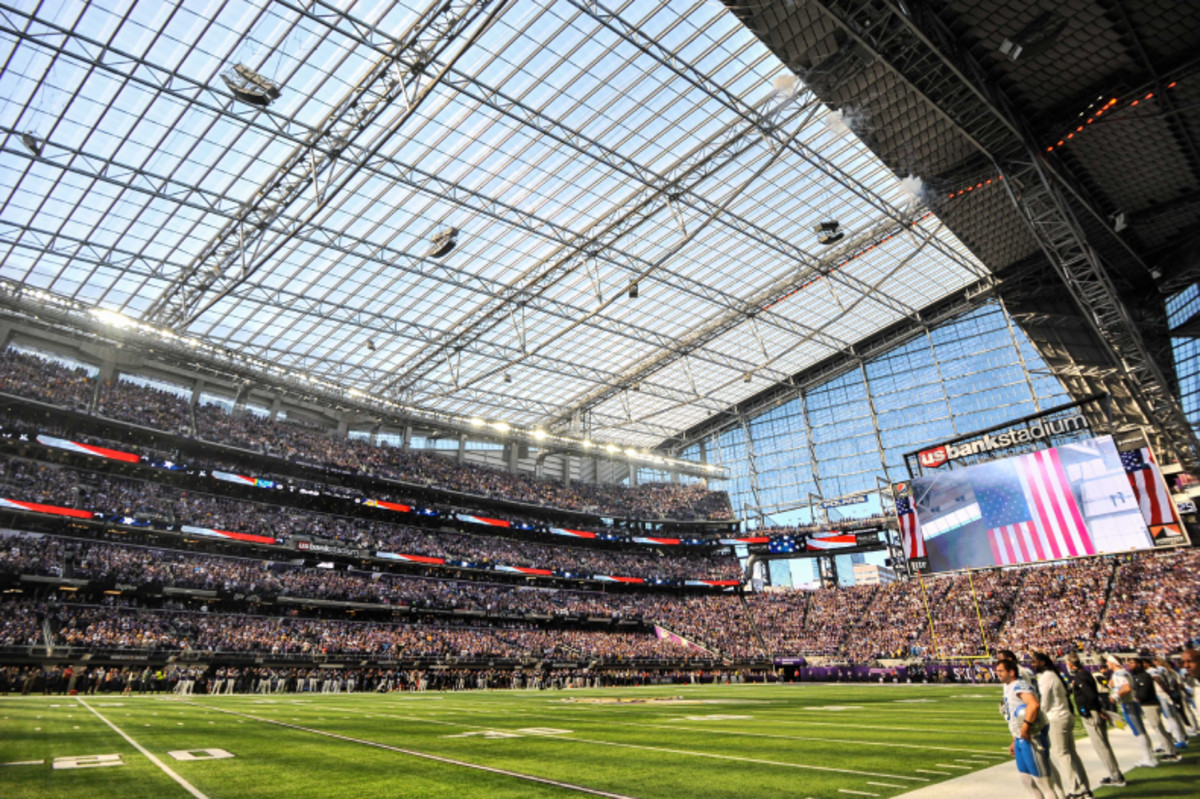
1;684;1197;798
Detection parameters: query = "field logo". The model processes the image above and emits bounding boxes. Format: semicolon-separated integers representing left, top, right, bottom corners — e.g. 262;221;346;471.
918;412;1086;469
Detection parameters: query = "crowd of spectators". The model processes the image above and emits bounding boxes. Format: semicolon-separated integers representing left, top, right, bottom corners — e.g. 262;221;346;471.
994;558;1113;656
5;542;1198;662
35;601;705;661
1095;549;1200;652
840;581;931;662
0;456;740;581
0;348;733;520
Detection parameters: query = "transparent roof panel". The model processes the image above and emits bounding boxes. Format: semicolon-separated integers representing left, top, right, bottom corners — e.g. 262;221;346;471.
0;0;989;449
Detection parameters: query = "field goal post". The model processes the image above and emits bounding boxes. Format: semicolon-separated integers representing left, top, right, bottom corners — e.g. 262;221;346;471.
915;567;994;662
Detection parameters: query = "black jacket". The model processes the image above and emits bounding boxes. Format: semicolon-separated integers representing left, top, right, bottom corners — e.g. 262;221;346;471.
1070;668;1107;715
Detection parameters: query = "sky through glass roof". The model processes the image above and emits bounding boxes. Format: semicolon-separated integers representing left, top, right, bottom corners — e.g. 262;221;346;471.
0;0;989;448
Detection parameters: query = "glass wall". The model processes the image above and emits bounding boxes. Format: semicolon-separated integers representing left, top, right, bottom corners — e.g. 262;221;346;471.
694;300;1070;530
1166;284;1200;434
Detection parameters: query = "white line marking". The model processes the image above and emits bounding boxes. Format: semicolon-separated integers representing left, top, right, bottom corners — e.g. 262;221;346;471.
76;699;208;799
935;764;971;770
190;704;637;798
612;721;1009;757
332;706;928;783
838;791;879;796
1;760;45;766
916;769;950;775
866;782;905;788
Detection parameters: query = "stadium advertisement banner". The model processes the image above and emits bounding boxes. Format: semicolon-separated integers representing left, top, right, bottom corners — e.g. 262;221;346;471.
363;499;413;513
296;541;360;557
805;532;857;551
212;471;279;489
180;525;278;545
0;497;95;520
910;435;1157;572
916;411;1087;469
818;493;867;509
547;527;598;539
375;551;445;565
36;434;140;463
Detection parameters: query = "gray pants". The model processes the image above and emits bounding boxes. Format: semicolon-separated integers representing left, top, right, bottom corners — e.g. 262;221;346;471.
1142;705;1175;752
1080;712;1122;780
1047;716;1090;796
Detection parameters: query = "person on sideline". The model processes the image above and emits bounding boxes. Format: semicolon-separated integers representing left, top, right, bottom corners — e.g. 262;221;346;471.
997;658;1060;799
1066;655;1125;788
1032;652;1091;799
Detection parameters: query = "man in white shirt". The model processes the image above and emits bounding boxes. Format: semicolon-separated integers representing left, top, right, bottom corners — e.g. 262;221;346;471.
1033;652;1090;799
997;657;1060;799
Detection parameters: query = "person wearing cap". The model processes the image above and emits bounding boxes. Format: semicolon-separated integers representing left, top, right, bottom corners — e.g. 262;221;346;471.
1107;653;1160;768
1033;652;1091;798
1066;655;1125;788
1127;653;1182;759
996;657;1060;798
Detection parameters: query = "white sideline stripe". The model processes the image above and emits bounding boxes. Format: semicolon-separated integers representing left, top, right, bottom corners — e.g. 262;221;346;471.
613;721;1009;757
1;760;45;766
915;769;950;775
934;764;970;770
76;699;208;799
839;791;879;796
192;703;638;799
867;782;905;788
341;706;929;783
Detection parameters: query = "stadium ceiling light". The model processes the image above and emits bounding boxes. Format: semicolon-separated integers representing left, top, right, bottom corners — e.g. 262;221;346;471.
428;226;459;259
221;63;281;107
19;132;41;155
91;307;134;329
581;440;593;448
998;11;1067;62
604;443;618;453
491;421;510;433
532;429;546;440
469;417;485;427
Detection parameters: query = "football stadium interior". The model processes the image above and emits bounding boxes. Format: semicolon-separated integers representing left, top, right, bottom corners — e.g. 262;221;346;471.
1;0;1199;797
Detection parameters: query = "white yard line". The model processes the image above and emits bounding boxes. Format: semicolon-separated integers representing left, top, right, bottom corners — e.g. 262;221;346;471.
76;698;209;799
333;705;930;784
838;790;879;796
915;769;950;775
1;760;46;766
866;782;906;788
605;721;1010;757
190;703;639;799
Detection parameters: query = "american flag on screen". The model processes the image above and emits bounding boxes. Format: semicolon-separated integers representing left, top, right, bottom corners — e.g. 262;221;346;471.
1121;447;1182;538
895;495;924;559
977;448;1095;566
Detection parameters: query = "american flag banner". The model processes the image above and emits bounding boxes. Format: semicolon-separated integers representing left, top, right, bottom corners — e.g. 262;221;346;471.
976;447;1096;566
895;495;924;559
1121;447;1182;537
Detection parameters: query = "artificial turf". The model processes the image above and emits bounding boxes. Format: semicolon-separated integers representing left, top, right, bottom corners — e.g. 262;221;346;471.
1;683;1195;798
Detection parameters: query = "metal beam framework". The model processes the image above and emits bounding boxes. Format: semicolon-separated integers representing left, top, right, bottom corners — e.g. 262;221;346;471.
141;0;502;330
667;276;998;452
0;0;995;451
798;0;1200;466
